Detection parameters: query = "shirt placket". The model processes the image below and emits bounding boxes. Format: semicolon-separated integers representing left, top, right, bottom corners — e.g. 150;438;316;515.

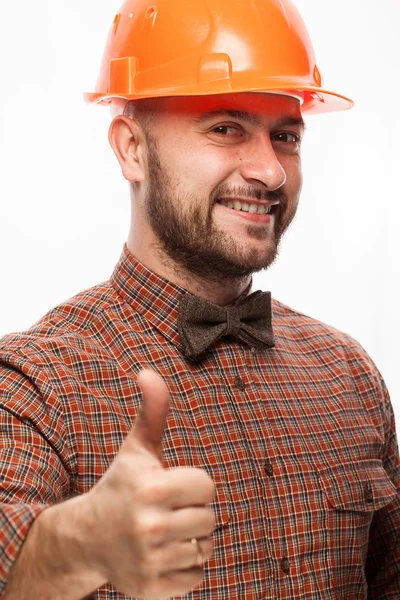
214;343;299;598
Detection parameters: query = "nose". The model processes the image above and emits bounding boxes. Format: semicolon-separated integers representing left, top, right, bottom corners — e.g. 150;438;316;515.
238;135;286;191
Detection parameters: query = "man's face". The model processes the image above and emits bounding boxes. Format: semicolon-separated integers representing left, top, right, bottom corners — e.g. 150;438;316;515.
141;93;304;281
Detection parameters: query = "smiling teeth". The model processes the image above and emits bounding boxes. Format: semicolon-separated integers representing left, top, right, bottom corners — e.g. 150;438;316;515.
219;200;272;214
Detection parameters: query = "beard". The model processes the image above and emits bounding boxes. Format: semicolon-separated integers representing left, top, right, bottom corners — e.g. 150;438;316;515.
143;135;298;283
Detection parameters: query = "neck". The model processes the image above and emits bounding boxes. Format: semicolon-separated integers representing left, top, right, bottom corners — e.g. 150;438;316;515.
127;233;252;306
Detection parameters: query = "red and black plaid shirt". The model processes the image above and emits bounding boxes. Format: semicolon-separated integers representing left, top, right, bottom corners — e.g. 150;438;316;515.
0;245;399;599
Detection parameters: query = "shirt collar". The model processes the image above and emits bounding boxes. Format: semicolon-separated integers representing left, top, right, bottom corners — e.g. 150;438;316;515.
110;244;186;349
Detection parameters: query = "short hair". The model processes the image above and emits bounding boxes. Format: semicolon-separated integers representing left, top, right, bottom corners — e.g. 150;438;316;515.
122;98;158;133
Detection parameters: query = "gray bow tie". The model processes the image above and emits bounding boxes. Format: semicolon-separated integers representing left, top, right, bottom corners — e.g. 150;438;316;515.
177;290;275;359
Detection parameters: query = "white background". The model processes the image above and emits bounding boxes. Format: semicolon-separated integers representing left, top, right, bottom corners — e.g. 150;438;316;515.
0;1;399;414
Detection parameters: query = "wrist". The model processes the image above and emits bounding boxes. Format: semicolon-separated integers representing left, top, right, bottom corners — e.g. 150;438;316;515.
4;495;107;600
39;494;108;594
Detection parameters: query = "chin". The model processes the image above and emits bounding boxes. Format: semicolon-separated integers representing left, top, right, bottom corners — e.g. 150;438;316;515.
228;245;279;275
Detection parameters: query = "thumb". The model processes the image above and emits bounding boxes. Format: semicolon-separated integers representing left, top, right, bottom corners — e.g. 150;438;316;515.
127;369;170;461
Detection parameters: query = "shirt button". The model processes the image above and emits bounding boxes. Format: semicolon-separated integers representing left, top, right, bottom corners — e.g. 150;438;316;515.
234;377;246;391
250;347;256;355
365;483;373;504
264;460;274;477
280;557;290;574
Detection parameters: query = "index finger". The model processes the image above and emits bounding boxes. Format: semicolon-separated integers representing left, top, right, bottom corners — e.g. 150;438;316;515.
159;467;215;508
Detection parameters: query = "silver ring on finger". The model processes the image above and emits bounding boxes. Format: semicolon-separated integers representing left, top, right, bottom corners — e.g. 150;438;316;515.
190;537;204;567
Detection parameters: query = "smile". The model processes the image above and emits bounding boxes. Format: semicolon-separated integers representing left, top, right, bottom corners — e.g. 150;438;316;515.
217;199;274;215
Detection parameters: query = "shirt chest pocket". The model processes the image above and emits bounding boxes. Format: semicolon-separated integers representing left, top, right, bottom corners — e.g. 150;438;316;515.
319;459;397;513
317;459;397;598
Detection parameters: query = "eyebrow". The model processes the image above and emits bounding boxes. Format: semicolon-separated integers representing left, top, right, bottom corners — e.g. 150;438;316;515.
192;109;306;130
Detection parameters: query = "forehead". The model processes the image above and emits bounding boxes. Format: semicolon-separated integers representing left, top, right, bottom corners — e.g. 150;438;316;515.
151;92;303;124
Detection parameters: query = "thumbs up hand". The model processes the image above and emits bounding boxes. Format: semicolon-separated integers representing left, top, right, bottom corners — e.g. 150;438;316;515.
85;369;216;599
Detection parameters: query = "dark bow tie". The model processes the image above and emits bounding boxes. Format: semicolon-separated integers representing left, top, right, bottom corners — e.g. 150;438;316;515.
177;290;275;359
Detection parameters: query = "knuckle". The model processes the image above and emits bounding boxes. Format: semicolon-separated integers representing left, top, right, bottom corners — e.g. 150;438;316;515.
137;475;170;506
135;513;169;545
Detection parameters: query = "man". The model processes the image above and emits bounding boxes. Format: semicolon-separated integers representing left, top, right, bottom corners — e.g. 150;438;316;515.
0;0;399;598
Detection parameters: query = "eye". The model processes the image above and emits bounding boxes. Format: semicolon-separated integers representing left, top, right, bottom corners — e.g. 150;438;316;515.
208;124;244;143
272;132;300;144
271;131;302;154
212;125;238;135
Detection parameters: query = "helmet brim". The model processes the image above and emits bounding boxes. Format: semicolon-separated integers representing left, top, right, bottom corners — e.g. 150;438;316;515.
84;86;354;115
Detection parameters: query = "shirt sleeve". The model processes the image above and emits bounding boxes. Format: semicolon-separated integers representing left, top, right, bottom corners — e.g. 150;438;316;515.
365;375;400;598
0;356;71;596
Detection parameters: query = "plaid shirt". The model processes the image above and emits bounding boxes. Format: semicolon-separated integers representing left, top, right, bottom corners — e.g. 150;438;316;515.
0;245;399;599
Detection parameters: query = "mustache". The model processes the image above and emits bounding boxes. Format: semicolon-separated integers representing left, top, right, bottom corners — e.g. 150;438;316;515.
212;185;288;208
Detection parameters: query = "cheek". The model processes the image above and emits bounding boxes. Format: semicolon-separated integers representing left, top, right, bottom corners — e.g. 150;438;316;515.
171;146;236;192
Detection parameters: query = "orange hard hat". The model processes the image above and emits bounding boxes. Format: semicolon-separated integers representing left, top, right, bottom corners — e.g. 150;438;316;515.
84;0;353;114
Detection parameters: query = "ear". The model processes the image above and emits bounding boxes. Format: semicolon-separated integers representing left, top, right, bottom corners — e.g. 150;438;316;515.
108;115;146;183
